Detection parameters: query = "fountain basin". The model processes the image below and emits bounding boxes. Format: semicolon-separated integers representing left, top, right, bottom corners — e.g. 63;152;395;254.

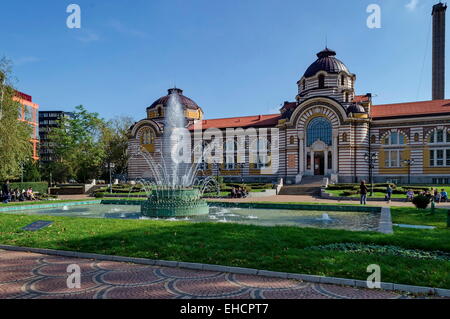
141;188;209;217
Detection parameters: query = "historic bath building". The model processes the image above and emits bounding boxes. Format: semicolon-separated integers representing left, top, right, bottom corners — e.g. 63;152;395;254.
128;46;450;185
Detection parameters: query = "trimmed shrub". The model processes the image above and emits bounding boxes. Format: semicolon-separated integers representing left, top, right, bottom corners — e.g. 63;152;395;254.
412;194;431;209
327;184;358;190
94;192;105;198
341;191;358;196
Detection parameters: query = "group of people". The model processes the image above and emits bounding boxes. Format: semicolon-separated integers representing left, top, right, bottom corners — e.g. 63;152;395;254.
230;186;249;198
406;188;448;203
1;181;36;204
359;181;448;205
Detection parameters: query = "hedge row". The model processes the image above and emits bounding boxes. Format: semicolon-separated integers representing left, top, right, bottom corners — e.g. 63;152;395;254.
327;183;396;191
9;182;49;194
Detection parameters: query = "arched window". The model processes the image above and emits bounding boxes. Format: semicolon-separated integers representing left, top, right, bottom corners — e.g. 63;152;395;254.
302;80;306;90
140;128;156;152
342;133;348;143
382;132;406;145
341;75;345;86
307;117;332;146
429;129;449;144
345;92;349;103
318;74;325;89
141;129;154;144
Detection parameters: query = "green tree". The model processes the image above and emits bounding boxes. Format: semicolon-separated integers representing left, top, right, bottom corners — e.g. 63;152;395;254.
48;105;106;183
0;58;32;181
101;116;134;179
22;160;41;182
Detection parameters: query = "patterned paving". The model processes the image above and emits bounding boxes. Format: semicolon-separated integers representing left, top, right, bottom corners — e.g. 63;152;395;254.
0;249;412;299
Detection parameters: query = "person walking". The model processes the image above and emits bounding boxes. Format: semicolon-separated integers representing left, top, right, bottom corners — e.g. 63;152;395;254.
2;180;10;204
360;181;368;205
385;185;393;202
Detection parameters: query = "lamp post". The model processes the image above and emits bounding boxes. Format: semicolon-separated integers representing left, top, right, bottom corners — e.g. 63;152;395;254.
105;162;115;194
403;159;415;185
364;152;378;197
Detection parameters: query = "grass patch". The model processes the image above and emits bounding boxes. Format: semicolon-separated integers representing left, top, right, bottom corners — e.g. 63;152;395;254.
0;208;449;289
391;207;448;228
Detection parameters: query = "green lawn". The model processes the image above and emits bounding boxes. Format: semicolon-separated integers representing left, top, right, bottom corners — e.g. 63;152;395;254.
391;207;448;228
0;206;449;289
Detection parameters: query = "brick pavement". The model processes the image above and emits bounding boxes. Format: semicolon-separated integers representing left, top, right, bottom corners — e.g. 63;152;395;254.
0;249;414;299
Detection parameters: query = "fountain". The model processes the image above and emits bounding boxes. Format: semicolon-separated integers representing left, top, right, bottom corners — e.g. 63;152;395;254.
317;213;332;221
131;90;216;217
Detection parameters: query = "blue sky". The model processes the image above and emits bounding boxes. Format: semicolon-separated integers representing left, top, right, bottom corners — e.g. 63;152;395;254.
0;0;447;121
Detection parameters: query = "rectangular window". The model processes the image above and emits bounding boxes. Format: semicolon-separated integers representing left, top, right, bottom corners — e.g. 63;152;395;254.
384;150;390;168
437;149;444;166
447;131;450;143
385;150;400;168
430;150;435;167
391;151;398;167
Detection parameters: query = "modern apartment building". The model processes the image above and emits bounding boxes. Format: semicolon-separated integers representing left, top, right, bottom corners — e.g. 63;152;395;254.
38;111;73;164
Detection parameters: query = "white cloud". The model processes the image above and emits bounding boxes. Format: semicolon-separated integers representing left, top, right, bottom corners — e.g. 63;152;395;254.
405;0;419;11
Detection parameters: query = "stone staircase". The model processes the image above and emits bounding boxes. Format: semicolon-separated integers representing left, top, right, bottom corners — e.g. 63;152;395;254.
278;176;324;196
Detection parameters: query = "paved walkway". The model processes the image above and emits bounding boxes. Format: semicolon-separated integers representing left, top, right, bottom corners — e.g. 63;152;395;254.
0;249;414;299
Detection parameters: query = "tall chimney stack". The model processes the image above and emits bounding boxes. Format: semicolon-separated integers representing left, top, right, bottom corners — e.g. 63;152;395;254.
432;2;447;100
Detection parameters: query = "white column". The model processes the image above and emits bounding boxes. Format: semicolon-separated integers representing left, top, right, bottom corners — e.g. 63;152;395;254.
310;150;315;175
332;130;339;173
299;132;304;173
324;150;329;175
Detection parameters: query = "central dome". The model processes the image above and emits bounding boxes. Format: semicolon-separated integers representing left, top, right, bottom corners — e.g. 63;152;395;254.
146;88;203;121
303;48;349;78
148;88;201;111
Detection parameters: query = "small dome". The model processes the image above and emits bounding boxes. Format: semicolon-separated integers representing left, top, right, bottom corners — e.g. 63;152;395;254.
147;88;201;111
303;48;350;78
347;103;366;114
